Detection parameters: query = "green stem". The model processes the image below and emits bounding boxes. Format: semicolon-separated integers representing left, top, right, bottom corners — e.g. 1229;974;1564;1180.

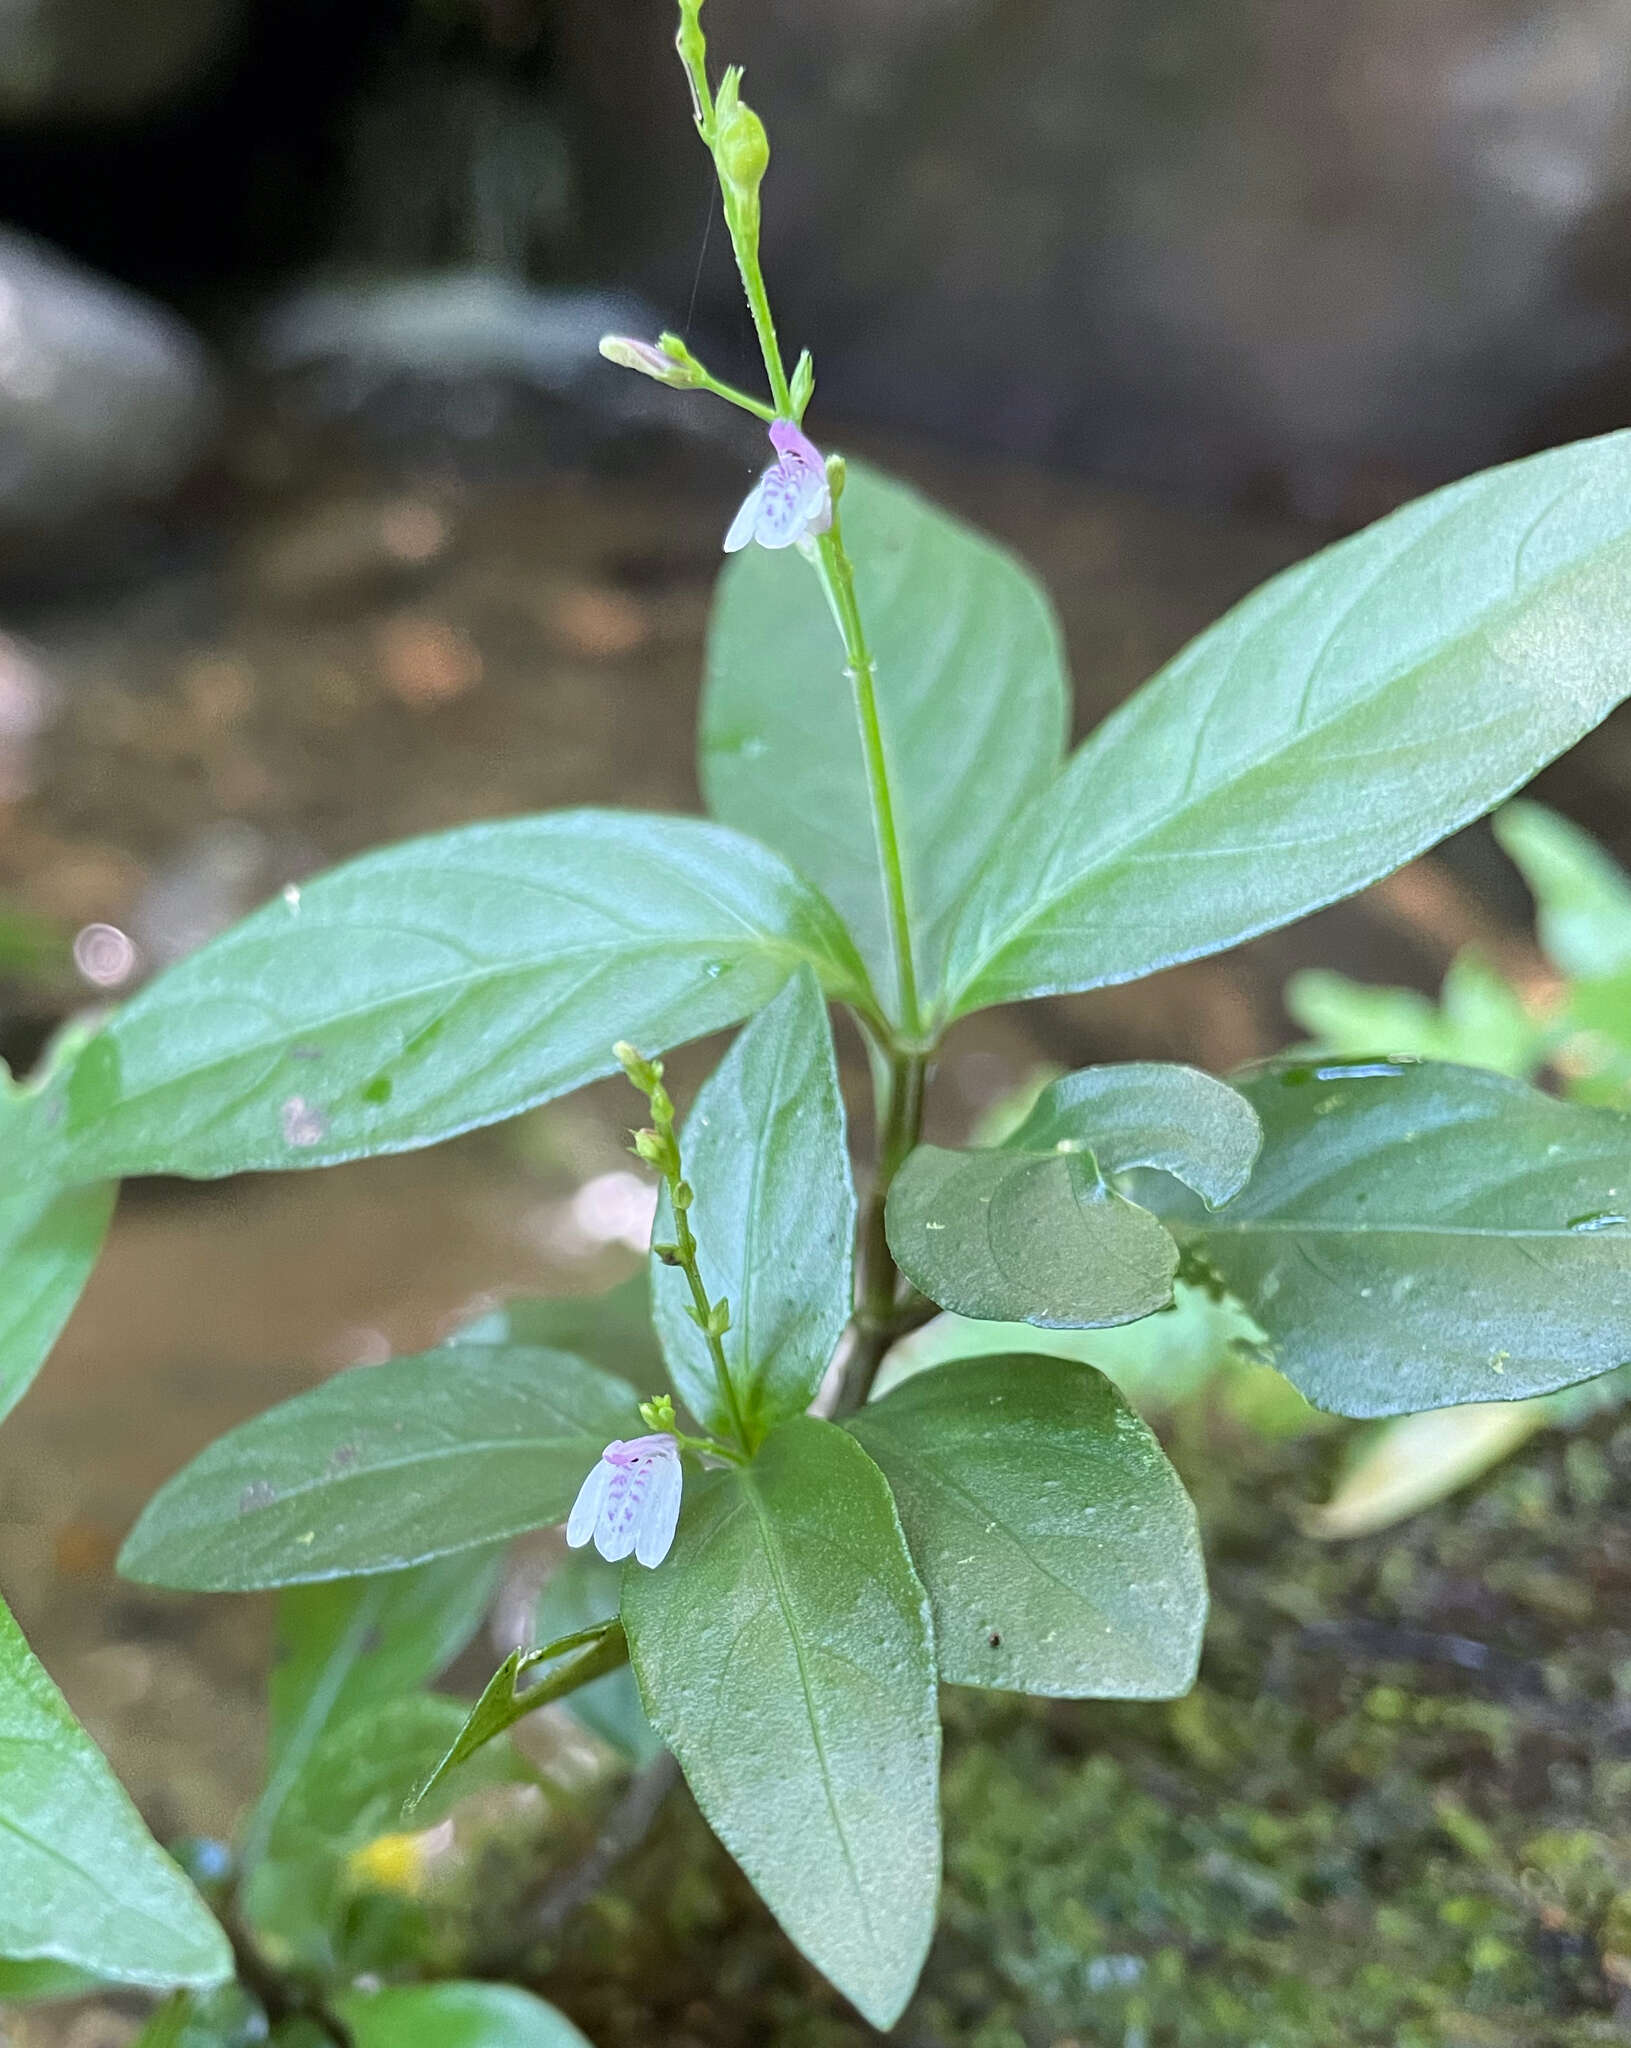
815;514;923;1038
728;208;793;417
671;1189;754;1450
672;4;919;1036
831;1046;929;1416
693;366;777;421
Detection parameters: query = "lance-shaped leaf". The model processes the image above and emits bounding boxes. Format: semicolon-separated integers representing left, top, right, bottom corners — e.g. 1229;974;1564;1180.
243;1552;504;1867
944;431;1631;1015
849;1355;1206;1696
120;1345;641;1590
49;811;871;1180
651;969;855;1434
1168;1059;1631;1415
0;1595;231;1989
335;1982;593;2048
622;1417;939;2030
886;1063;1259;1327
704;463;1069;1014
407;1623;628;1813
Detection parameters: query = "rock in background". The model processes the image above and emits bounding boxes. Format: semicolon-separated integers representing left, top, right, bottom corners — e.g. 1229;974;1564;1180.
0;229;218;553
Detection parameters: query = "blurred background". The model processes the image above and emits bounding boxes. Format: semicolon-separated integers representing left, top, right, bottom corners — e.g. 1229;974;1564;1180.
7;4;1631;2043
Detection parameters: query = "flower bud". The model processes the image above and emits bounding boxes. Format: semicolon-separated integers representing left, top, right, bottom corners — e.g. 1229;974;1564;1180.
614;1040;661;1092
600;335;701;389
789;349;815;419
639;1393;678;1432
714;70;769;206
632;1126;676;1175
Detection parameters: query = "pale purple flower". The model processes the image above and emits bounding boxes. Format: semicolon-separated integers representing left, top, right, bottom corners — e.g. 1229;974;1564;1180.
723;420;833;554
566;1432;683;1568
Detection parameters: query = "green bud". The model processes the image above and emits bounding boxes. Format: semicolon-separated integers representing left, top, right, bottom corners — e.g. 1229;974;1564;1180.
676;0;709;131
639;1393;678;1432
789;349;815;419
825;451;847;504
707;1298;732;1339
673;1179;694;1212
615;1041;662;1093
632;1127;676;1175
652;1241;683;1267
714;70;769;205
599;334;702;389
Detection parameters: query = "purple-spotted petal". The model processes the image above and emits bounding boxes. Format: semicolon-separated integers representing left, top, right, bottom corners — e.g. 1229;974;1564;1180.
721;420;833;554
567;1433;683;1569
753;459;831;550
634;1449;684;1568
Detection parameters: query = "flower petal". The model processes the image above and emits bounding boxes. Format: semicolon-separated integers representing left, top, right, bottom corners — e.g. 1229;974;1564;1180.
755;462;830;550
723;474;769;553
634;1449;684;1568
596;1460;644;1561
565;1456;612;1549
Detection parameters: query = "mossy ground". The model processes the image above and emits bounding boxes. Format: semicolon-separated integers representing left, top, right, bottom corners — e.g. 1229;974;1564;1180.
489;1397;1631;2047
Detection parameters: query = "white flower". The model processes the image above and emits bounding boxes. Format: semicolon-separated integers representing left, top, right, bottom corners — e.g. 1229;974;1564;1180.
723;420;833;554
566;1432;683;1568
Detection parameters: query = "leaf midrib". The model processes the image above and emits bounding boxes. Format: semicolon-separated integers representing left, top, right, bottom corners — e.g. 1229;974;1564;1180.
742;1472;880;1963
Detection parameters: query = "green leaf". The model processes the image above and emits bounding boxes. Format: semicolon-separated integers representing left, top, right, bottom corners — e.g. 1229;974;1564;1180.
244;1552;503;1866
534;1548;661;1763
131;1994;192;2048
120;1346;640;1591
268;1554;502;1771
849;1355;1206;1697
335;1982;592;2048
623;1416;940;2029
132;1985;266;2048
1495;799;1631;981
52;811;871;1179
0;1055;117;1426
0;1595;231;1988
1286;950;1548;1080
407;1624;628;1813
703;463;1068;1013
455;1274;665;1386
0;1958;103;2002
945;431;1631;1015
266;1695;528;1863
0;1178;115;1427
651;969;854;1433
886;1064;1258;1327
1171;1058;1631;1415
879;1279;1264;1413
